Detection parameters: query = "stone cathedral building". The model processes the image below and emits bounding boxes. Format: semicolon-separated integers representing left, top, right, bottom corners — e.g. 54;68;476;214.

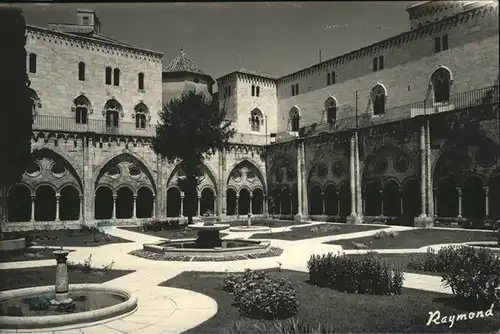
1;1;499;231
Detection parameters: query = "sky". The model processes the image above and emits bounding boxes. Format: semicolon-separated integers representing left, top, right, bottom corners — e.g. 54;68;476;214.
16;1;419;80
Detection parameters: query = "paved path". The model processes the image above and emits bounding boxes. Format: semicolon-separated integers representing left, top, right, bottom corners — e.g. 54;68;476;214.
0;222;465;333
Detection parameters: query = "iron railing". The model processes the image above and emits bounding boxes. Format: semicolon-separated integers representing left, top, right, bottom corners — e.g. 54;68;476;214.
273;85;499;142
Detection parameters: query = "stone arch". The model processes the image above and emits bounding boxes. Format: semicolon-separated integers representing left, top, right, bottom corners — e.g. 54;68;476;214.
430;66;453;102
94;152;156;194
34;185;57;221
7;184;32;222
250;108;264;132
34;182;57;194
137;186;154;218
362;144;414;186
370;83;387;116
28;88;41;116
226;158;266;194
166;186;182;217
323;182;338;215
116;186;134;219
134;102;149;129
322;181;337;193
166;162;218;195
324;96;338;123
95;186;113;220
8;182;34;196
428;65;454;84
289;106;300;131
200;187;216;216
72;94;92;124
103;99;123;127
59;184;81;221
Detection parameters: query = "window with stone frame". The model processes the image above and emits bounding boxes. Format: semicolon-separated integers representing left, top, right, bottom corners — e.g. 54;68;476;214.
431;67;452;103
371;85;386;116
113;68;120;86
105;67;112;85
29;53;37;73
138;72;145;90
251;85;255;96
290;107;300;131
134;103;149;129
324;97;337;124
250;108;263;132
78;62;86;81
256;86;260;97
73;95;91;125
104;99;121;128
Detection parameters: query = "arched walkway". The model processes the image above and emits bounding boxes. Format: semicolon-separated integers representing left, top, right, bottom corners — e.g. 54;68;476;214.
291;185;298;215
338;183;351;217
95;187;113;219
59;185;80;221
309;185;323;215
402;179;420;219
436;178;458;217
167;188;181;217
324;184;338;216
382;180;401;217
7;185;31;222
364;182;382;216
238;188;251;215
462;177;485;219
270;187;281;214
200;188;215;216
137;187;154;218
35;186;56;221
226;189;237;215
116;187;134;219
281;186;291;215
490;176;500;220
252;188;264;214
183;191;197;217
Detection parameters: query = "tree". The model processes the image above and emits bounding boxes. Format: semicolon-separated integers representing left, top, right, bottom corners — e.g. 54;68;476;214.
153;90;235;224
0;7;33;230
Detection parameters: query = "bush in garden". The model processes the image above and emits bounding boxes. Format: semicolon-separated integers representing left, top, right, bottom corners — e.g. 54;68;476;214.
221;269;270;293
234;275;299;319
229;318;334;334
307;252;404;295
440;245;500;307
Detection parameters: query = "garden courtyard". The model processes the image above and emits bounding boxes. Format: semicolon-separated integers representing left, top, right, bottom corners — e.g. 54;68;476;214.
0;221;499;333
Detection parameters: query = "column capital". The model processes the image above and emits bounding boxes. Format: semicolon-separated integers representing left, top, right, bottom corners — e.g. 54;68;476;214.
55;194;60;200
483;186;490;194
133;195;137;200
456;186;462;194
112;195;117;200
30;195;36;200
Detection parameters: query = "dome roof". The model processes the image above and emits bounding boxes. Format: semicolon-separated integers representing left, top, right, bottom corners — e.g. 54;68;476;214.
163;49;205;75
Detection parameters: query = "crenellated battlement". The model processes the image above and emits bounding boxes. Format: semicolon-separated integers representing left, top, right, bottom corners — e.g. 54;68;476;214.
26;25;163;64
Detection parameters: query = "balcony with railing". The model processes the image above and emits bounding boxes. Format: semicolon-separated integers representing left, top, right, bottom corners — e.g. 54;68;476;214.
272;85;499;143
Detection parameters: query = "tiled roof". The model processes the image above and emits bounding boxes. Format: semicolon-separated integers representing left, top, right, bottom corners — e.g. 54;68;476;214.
163;49;205;74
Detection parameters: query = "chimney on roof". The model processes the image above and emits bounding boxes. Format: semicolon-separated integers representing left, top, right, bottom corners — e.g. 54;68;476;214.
77;9;100;34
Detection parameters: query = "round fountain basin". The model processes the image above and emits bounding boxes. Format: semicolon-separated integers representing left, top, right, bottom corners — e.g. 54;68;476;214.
0;285;137;330
229;226;271;232
189;223;230;231
144;238;271;258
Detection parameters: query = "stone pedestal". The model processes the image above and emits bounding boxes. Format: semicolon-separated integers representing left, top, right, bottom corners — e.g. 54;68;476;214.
414;216;435;228
346;214;363;225
50;250;73;305
247;213;252;227
196;230;222;248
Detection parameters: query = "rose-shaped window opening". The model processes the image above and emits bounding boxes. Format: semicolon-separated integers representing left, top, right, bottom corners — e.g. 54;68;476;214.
25;161;41;177
317;163;328;178
372;157;388;174
332;162;344;178
51;161;66;177
394;156;409;173
275;168;284;183
129;165;141;178
476;146;497;168
247;170;255;180
232;170;242;181
108;166;121;179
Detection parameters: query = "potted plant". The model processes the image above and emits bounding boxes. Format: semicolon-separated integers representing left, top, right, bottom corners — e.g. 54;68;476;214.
201;210;216;226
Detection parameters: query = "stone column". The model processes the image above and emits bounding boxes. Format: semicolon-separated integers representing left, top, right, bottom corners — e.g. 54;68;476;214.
79;196;83;220
55;194;60;222
457;187;463;217
336;191;340;215
433;187;438;216
355;131;363;219
301;141;309;216
155;155;163;219
249;194;253;214
213;196;217;215
379;189;384;216
50;250;72;305
82;135;94;223
419;123;427;217
30;195;36;222
399;190;404;215
321;192;326;215
426;120;434;217
236;194;240;217
483;186;489;217
180;193;184;217
132;195;137;219
263;194;268;215
152;196;156;218
349;132;356;216
112;195;117;220
197;195;201;216
296;139;303;218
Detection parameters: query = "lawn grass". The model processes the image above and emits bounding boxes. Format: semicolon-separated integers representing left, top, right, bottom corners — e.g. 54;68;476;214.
119;226;229;239
162;269;500;333
328;228;497;250
0;247;75;263
0;266;134;291
249;223;387;241
2;229;132;248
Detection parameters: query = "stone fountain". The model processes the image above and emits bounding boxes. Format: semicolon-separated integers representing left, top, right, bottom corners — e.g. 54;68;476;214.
49;249;73;306
228;213;271;232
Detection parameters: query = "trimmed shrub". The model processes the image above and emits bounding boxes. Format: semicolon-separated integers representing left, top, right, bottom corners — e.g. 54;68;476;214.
221;269;270;293
141;219;180;232
229;318;334;334
440;245;500;307
307;252;404;295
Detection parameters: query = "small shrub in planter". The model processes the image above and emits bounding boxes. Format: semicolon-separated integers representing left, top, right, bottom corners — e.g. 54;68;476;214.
307;252;404;295
234;275;299;319
440;245;500;307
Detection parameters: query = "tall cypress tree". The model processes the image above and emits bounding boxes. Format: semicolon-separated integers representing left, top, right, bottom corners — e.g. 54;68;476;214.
0;7;33;227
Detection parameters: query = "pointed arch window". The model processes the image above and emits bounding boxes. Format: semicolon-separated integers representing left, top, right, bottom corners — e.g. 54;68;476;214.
371;85;386;116
431;67;452;103
29;53;37;73
105;67;112;85
113;68;120;86
250;108;263;132
290;107;300;132
134;103;149;129
28;89;41;117
73;95;91;124
104;99;122;129
78;62;85;81
138;72;145;90
324;97;337;124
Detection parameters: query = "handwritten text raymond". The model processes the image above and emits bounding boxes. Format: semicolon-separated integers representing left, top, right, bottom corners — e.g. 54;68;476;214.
427;303;495;328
